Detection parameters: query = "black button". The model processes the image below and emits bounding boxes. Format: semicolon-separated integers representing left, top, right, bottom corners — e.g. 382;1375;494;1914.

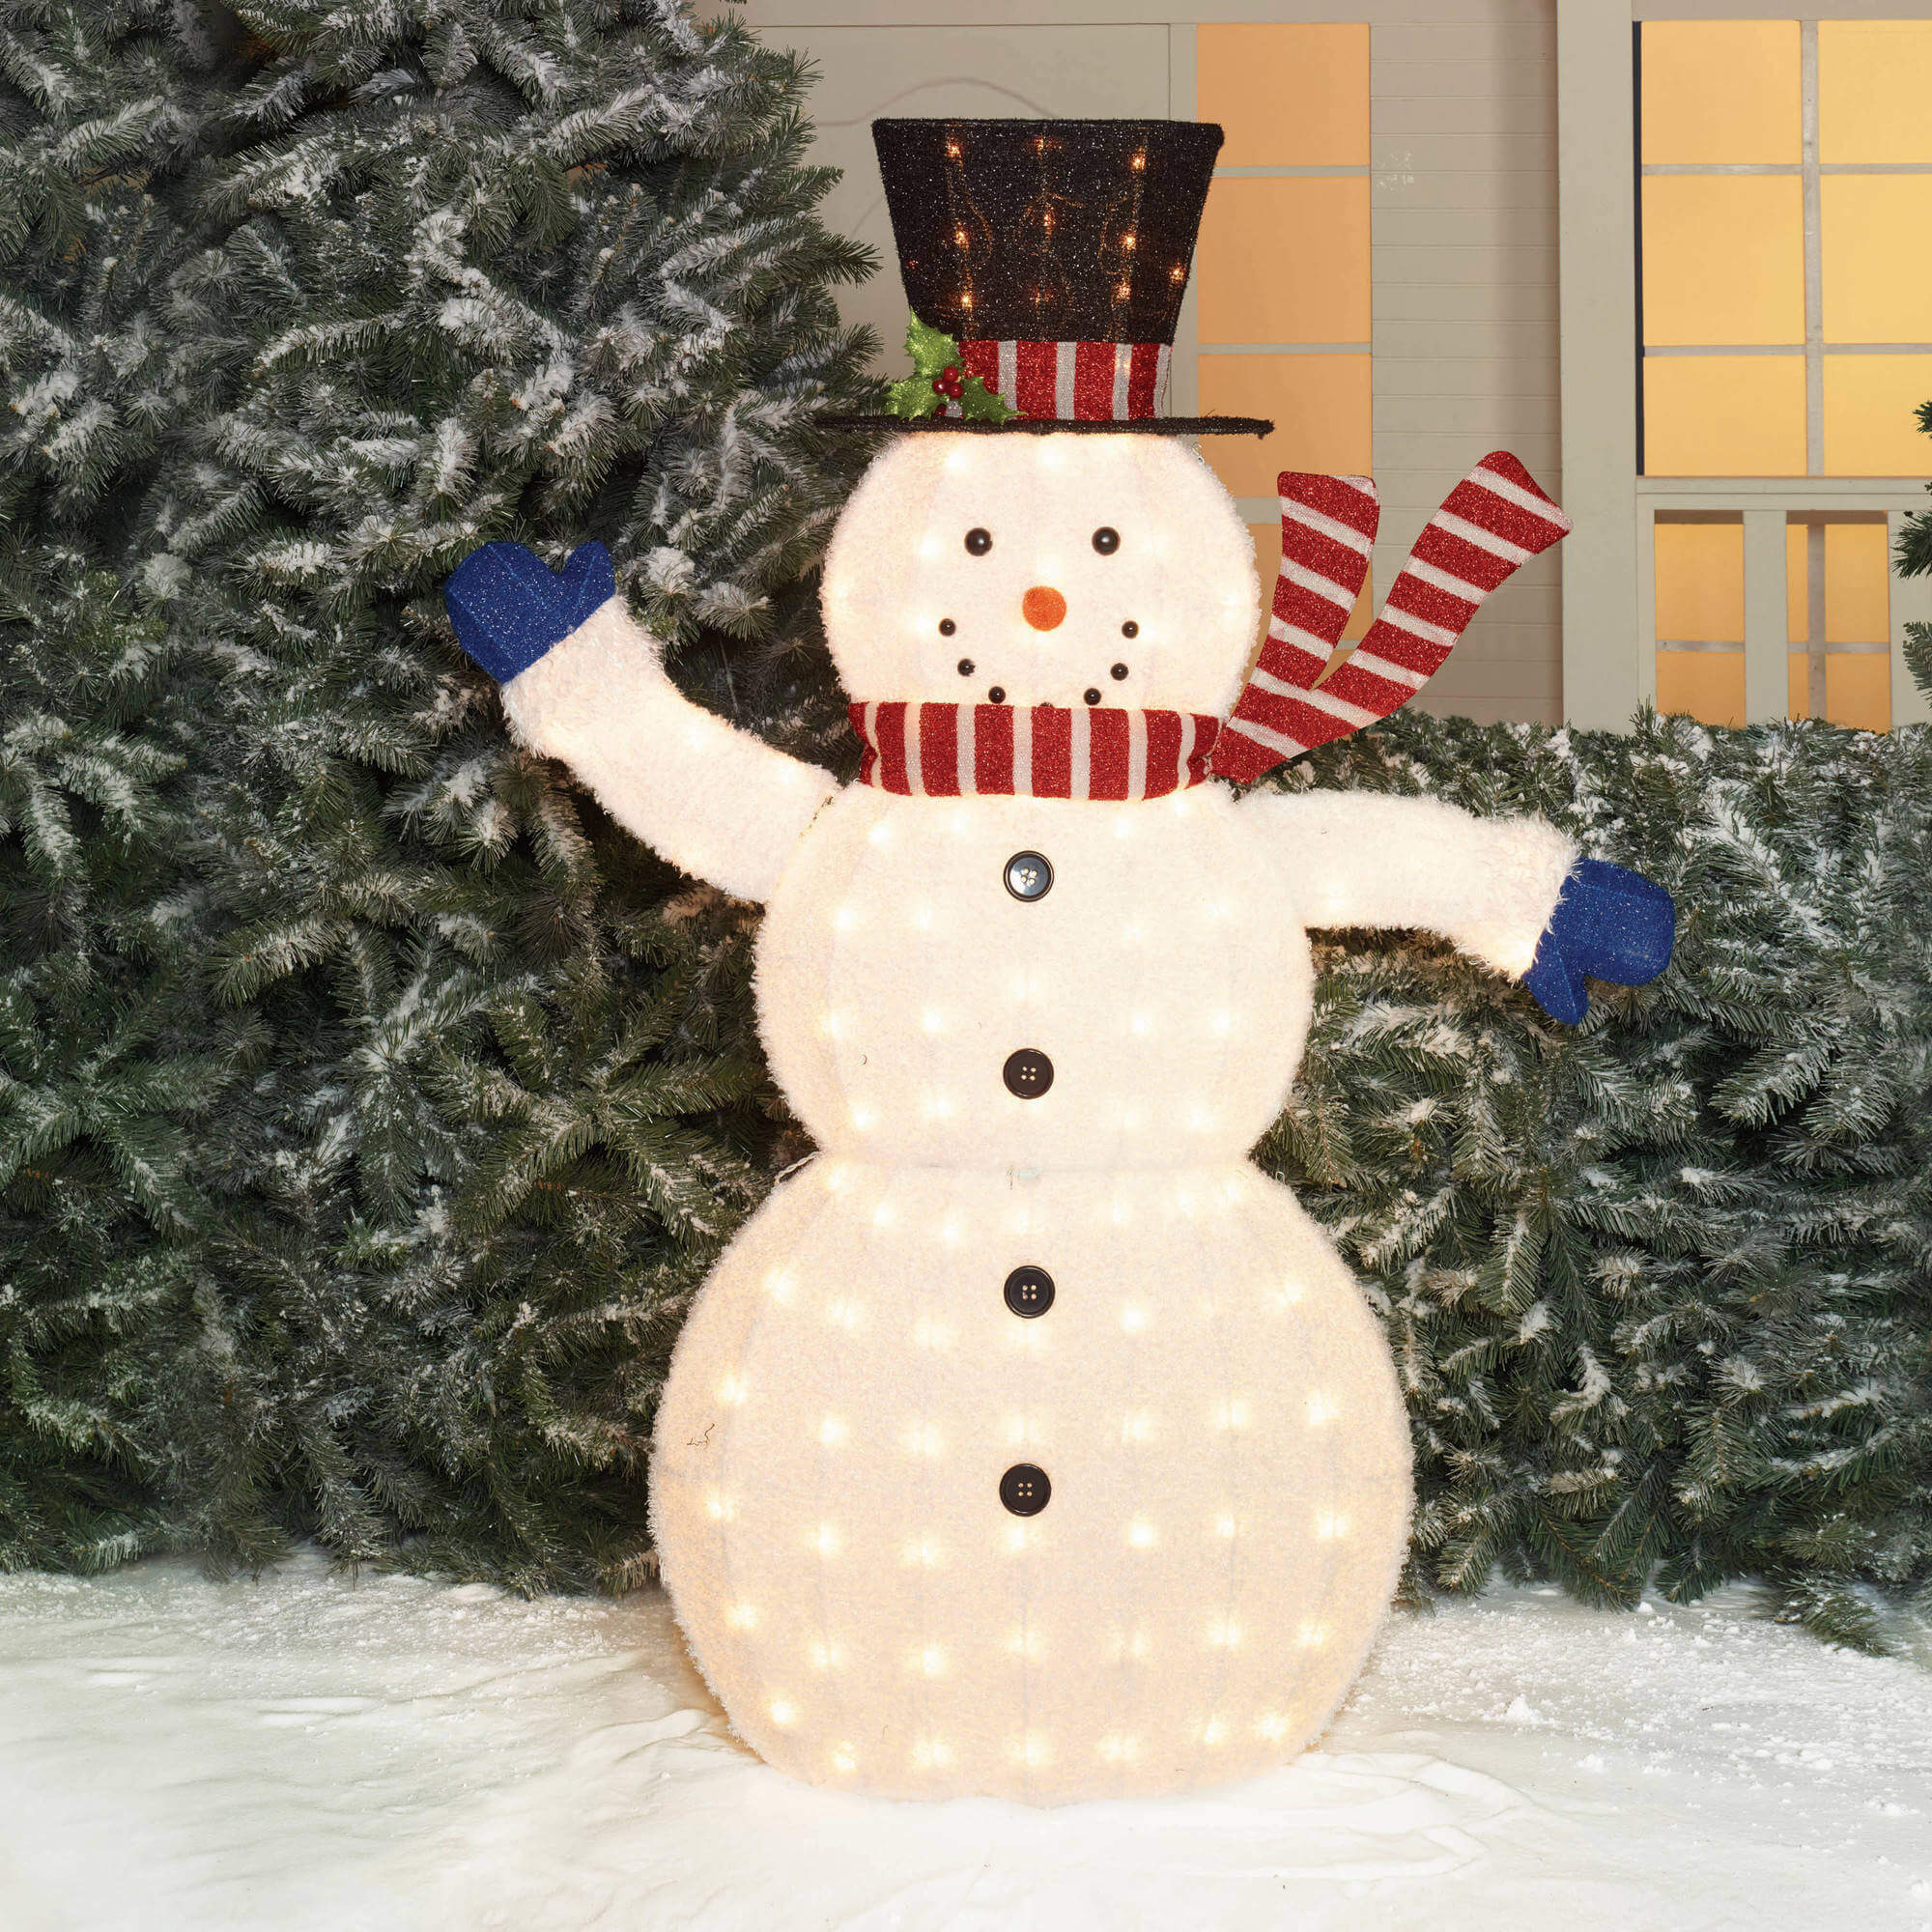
1004;851;1052;901
1004;1265;1055;1318
1003;1048;1053;1098
1000;1463;1051;1516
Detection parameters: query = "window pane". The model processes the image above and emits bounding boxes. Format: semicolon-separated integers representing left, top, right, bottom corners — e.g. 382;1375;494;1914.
1644;355;1806;475
1821;178;1932;345
1826;524;1889;645
1202;355;1371;497
1823;355;1932;475
1657;651;1746;726
1655;522;1744;640
1640;21;1800;165
1819;22;1932;164
1198;179;1370;345
1642;176;1804;347
1197;24;1369;167
1826;653;1890;732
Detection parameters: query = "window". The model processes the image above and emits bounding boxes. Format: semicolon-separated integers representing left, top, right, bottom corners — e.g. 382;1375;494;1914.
1195;24;1373;646
1637;18;1927;732
1639;19;1932;478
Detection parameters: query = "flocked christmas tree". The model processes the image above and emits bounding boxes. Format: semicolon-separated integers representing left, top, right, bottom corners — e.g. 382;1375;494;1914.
3;11;1927;1639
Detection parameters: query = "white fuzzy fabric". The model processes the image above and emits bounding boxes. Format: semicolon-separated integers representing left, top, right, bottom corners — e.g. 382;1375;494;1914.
821;435;1259;714
498;430;1579;1804
1241;789;1578;980
649;1159;1410;1804
500;599;838;905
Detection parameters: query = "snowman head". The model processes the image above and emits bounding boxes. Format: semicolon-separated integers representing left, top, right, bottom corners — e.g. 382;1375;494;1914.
821;433;1260;718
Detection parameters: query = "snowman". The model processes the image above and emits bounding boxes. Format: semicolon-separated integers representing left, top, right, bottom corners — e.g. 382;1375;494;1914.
444;118;1674;1804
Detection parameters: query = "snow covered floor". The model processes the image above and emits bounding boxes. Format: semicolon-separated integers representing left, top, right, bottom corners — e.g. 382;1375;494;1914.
1;1556;1927;1932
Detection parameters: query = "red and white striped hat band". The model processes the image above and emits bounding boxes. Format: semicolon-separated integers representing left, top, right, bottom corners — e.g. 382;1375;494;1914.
951;339;1173;422
850;701;1219;799
848;451;1570;792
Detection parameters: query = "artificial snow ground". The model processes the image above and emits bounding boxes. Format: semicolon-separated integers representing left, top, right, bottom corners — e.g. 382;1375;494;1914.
1;1555;1927;1932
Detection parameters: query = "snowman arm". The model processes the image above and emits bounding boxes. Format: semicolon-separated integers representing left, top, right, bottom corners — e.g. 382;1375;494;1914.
1239;788;1577;981
446;543;838;904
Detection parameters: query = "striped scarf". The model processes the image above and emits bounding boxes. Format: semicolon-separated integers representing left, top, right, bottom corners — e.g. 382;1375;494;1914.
848;453;1571;798
849;700;1219;801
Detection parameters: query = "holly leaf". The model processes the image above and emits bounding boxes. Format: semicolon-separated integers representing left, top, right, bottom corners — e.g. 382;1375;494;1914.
957;376;1016;423
885;310;1016;422
887;373;942;419
904;313;957;378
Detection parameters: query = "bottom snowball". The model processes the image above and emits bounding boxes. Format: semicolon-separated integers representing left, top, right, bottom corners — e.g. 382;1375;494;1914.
650;1160;1411;1803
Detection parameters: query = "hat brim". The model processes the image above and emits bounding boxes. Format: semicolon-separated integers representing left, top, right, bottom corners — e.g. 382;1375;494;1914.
819;413;1273;438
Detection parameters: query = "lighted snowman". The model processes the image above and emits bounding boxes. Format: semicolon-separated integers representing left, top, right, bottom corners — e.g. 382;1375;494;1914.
445;119;1674;1804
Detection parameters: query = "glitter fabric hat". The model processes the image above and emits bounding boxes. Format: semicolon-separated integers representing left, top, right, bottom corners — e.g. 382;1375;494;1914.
824;118;1272;438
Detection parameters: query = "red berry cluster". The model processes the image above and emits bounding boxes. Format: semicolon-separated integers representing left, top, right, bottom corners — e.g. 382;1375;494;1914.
930;362;964;403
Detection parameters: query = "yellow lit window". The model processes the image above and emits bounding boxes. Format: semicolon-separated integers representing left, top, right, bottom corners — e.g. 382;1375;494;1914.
1785;520;1891;730
1640;18;1932;479
1195;24;1371;505
1654;521;1746;726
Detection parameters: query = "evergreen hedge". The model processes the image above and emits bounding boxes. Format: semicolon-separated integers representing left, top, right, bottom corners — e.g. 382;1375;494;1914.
2;0;1929;1651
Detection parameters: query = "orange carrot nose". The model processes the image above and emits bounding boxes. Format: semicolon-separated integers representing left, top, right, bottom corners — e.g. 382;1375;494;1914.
1022;585;1067;631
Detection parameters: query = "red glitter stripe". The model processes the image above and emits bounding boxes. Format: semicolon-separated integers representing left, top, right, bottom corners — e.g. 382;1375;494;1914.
875;702;909;792
1015;341;1056;418
1274;531;1373;616
1239;686;1354;754
1383;573;1478;634
1280;472;1379;543
1142;710;1181;794
1272;582;1356;650
1411;521;1517;593
1185;716;1221;783
1031;705;1072;797
1318;653;1427;718
918;705;959;797
1350;618;1449;678
960;339;999;399
1072;340;1113;421
1125;342;1158;419
1088;708;1130;799
975;704;1014;794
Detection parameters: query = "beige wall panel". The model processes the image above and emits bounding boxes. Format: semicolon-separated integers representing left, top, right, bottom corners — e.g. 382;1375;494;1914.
730;22;1170;367
1377;3;1562;726
1375;282;1559;325
1374;205;1556;251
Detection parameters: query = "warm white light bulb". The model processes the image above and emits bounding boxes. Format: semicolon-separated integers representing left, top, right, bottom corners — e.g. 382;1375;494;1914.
1306;1392;1339;1427
769;1699;797;1728
1127;1520;1157;1549
819;1413;847;1447
813;1522;842;1557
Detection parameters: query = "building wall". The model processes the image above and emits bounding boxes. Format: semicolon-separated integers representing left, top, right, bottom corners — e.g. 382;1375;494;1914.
1369;4;1560;723
742;0;1565;727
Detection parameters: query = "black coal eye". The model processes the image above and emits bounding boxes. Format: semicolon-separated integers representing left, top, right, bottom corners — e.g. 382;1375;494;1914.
988;685;1007;704
1083;688;1101;705
1092;526;1120;554
1110;662;1129;680
939;617;956;636
957;658;975;676
1121;620;1138;639
965;527;992;555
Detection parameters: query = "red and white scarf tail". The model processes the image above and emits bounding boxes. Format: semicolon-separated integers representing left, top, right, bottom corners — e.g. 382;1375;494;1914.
1210;453;1571;784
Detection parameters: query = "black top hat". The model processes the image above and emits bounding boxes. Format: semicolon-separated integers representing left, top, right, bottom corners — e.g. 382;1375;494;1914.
825;119;1271;438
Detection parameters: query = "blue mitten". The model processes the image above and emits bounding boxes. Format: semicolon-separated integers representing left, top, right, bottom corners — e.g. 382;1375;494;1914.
1522;858;1675;1024
444;540;616;684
